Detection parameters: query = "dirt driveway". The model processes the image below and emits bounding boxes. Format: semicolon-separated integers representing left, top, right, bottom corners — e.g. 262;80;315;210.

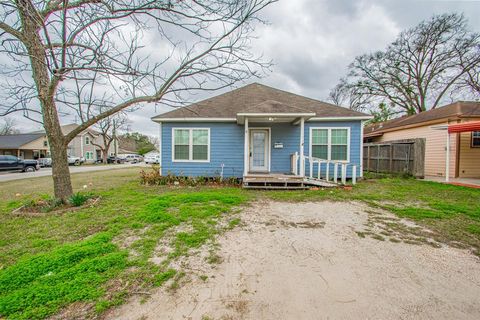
108;201;480;320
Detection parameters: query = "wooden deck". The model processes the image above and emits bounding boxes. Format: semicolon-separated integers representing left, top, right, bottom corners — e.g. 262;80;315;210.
243;173;337;189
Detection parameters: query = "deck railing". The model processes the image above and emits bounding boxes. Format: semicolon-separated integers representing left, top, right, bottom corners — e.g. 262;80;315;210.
292;152;357;185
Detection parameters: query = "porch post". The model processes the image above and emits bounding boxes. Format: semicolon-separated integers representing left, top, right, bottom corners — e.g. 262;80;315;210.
445;131;450;182
244;117;249;177
299;117;305;176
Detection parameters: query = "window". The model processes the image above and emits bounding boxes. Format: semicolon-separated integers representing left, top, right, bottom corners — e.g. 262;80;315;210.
311;129;328;159
310;127;350;161
472;131;480;148
331;129;348;160
172;128;210;162
43;140;48;147
85;151;94;160
85;136;90;145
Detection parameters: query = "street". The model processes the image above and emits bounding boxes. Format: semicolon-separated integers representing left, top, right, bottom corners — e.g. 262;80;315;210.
0;163;147;182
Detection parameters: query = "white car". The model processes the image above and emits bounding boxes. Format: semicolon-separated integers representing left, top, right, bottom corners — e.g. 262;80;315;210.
145;154;160;164
125;154;143;163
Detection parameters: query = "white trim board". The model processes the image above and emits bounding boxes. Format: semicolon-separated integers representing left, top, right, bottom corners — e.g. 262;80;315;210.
153;117;236;122
171;127;211;163
309;127;351;163
153;116;371;123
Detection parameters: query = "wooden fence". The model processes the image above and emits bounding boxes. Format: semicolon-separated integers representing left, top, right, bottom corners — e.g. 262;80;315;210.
363;138;425;178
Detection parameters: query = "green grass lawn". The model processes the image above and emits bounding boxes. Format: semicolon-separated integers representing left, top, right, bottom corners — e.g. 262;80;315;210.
0;169;479;319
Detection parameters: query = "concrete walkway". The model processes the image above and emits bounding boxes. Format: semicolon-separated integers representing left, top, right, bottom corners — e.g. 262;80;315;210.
0;163;146;182
424;176;480;188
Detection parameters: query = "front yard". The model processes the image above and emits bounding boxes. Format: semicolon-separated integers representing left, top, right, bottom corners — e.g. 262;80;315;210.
0;168;479;319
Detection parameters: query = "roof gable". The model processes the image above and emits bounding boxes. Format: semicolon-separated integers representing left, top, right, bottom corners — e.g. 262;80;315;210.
153;83;369;120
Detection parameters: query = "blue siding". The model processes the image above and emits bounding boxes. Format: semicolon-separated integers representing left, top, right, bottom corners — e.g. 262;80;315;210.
161;122;244;177
160;120;362;178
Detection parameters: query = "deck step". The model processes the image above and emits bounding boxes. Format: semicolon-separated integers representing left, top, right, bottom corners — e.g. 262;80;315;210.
242;175;337;190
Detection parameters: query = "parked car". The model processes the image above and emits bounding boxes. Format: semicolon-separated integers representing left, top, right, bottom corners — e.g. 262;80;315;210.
107;156;126;164
0;155;40;172
38;157;52;167
144;153;160;164
67;156;85;166
125;154;143;163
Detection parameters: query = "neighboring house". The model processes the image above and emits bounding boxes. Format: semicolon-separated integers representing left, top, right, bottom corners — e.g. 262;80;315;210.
151;83;371;181
58;124;117;162
0;133;49;159
364;101;480;179
0;124;118;162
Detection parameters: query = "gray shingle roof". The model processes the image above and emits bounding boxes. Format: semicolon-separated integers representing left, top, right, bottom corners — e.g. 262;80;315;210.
0;133;45;149
364;101;480;136
153;83;369;120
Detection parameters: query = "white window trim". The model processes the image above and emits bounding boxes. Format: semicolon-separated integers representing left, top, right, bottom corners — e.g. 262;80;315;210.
171;128;210;163
309;127;351;163
85;136;90;145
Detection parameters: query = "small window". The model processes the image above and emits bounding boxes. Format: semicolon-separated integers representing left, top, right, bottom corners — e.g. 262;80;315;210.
331;129;348;161
310;127;350;162
472;131;480;148
43;140;48;147
311;129;328;159
173;128;210;162
85;136;90;145
85;151;94;160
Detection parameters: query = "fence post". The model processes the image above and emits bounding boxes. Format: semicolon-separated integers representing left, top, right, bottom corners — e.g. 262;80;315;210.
326;162;330;181
352;165;357;185
309;158;313;178
366;145;370;172
334;163;338;183
389;144;393;172
341;164;347;185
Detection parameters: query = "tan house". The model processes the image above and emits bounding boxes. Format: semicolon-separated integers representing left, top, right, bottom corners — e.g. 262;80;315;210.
0;133;49;159
0;124;117;162
364;101;480;179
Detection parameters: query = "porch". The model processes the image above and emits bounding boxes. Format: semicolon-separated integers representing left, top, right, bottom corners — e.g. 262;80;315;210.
239;101;358;189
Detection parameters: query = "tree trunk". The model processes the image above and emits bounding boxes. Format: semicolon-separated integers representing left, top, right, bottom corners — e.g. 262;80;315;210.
49;138;73;201
102;148;108;164
17;0;74;201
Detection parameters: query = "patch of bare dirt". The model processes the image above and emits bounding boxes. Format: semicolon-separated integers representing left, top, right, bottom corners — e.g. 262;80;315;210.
106;201;480;320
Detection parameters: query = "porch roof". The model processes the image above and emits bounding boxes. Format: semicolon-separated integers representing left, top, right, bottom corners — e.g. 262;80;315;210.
236;100;315;124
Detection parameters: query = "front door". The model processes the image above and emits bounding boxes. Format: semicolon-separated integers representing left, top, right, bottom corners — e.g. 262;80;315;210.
249;129;270;172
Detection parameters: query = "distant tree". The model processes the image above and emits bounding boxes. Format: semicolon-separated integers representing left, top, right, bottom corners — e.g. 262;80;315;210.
122;132;156;155
328;78;371;111
0;118;20;135
91;113;130;163
463;65;480;99
369;103;397;124
0;0;274;200
337;13;480;115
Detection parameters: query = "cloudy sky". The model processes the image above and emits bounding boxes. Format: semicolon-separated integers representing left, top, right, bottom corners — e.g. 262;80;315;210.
9;0;480;136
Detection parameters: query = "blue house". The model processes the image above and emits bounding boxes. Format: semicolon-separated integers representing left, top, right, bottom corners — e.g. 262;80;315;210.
152;83;371;187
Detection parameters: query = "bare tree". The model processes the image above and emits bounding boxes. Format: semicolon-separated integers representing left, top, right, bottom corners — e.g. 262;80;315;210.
328;78;371;111
0;117;20;135
339;13;480;115
0;0;275;200
91;112;129;163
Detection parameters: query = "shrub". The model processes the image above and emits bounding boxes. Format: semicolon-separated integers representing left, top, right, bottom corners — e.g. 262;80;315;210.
139;168;241;187
69;192;90;207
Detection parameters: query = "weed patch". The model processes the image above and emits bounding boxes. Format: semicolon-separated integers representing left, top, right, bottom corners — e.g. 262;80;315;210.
0;233;127;319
